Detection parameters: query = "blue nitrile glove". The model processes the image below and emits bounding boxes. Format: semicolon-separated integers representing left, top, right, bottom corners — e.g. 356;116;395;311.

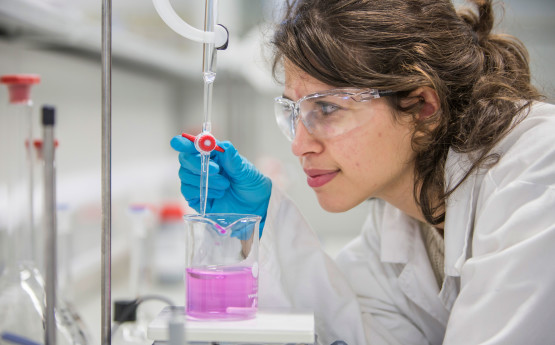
170;135;272;237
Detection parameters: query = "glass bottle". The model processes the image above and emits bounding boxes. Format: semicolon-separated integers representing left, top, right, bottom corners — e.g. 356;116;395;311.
0;74;44;344
55;204;94;345
0;76;91;345
110;205;153;345
127;204;151;298
153;203;186;284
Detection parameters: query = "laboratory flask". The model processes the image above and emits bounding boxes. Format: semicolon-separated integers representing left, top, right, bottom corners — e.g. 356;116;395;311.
0;78;91;345
0;74;44;344
0;74;38;269
184;213;260;321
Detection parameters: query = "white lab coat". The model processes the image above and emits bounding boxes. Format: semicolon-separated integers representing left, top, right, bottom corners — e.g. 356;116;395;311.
258;101;555;345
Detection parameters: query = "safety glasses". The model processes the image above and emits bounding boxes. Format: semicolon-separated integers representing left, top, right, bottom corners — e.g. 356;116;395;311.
274;88;395;141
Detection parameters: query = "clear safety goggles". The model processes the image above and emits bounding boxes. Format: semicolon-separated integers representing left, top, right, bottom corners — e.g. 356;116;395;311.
274;88;395;141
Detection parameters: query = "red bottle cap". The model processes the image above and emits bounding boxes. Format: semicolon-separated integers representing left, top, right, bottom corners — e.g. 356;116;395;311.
33;139;60;149
160;203;185;222
1;74;41;104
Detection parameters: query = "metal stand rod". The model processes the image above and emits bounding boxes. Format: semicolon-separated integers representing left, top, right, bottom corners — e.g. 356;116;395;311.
43;106;57;345
101;0;112;344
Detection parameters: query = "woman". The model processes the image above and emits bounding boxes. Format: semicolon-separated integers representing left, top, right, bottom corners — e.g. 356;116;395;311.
171;0;555;343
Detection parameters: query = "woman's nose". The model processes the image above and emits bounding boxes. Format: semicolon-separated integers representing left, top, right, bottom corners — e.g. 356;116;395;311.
291;119;323;157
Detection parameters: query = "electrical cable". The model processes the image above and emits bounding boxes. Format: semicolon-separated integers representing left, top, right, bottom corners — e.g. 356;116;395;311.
110;294;176;338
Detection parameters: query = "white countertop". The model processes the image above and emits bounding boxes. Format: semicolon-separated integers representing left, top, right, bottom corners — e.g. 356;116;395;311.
147;306;314;344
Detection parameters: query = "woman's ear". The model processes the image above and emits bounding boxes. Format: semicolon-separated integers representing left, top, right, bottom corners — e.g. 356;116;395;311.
407;86;440;119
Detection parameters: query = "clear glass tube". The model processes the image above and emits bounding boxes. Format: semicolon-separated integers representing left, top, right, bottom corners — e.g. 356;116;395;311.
199;154;210;216
202;0;217;129
201;0;217;126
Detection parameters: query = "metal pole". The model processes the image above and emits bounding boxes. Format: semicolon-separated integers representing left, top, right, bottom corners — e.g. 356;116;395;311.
101;0;112;344
43;106;57;345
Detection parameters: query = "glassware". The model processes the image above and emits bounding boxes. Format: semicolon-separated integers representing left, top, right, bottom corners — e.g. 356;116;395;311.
0;74;39;265
0;76;91;345
55;204;94;345
110;206;156;345
0;74;44;344
180;132;225;217
153;203;186;284
30;139;59;276
184;213;260;321
127;204;152;296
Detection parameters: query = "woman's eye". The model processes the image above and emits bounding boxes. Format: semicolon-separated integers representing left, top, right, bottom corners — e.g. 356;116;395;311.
317;102;340;116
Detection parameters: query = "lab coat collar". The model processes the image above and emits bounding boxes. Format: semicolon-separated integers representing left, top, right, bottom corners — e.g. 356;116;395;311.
443;149;484;277
378;149;482;277
380;202;420;264
379;201;452;323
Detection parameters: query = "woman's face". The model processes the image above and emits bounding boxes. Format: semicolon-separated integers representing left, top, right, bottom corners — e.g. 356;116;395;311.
284;66;417;212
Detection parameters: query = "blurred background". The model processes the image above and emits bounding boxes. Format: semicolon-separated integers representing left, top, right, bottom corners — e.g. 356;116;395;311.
0;0;553;342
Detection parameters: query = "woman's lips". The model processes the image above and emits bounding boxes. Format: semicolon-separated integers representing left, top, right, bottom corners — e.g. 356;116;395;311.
304;169;339;188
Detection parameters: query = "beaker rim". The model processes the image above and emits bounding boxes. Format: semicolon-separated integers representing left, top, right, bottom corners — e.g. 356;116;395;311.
183;213;261;222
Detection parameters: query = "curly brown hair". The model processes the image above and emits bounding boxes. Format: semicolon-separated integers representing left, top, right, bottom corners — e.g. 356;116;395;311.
271;0;543;225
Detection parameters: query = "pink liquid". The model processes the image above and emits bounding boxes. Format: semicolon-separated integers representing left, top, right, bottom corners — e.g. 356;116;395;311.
186;266;258;320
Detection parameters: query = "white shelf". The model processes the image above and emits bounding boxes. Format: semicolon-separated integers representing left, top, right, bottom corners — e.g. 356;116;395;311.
0;0;280;93
0;0;203;79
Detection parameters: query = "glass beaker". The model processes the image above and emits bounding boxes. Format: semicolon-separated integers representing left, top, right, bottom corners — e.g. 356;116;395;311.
184;213;260;321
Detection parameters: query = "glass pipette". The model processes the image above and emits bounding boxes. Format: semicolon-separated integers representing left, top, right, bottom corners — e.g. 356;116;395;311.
200;71;215;214
199;0;218;216
181;132;225;216
154;0;227;216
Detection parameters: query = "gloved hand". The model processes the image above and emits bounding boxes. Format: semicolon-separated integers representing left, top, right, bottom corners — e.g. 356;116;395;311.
170;135;272;236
